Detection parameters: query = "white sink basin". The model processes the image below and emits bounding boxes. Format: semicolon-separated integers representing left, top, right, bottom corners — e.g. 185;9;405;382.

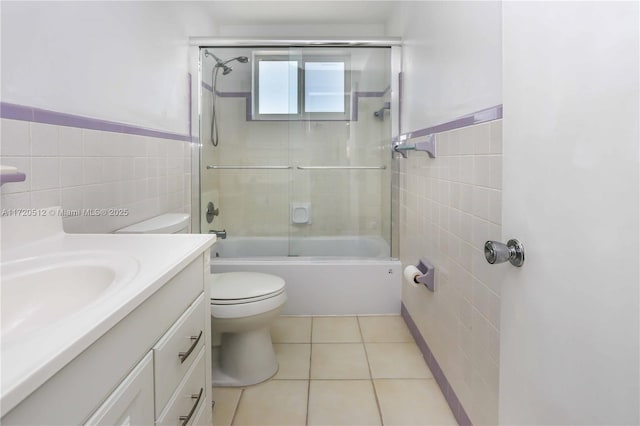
1;252;139;345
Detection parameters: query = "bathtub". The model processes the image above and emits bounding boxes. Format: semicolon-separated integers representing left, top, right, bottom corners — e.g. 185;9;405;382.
209;236;402;315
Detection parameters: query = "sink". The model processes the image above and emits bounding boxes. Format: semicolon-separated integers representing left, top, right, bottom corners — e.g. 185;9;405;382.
1;252;139;345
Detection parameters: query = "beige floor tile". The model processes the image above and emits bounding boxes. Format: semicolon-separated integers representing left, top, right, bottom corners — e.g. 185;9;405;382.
212;387;242;426
365;343;432;379
358;315;414;343
273;344;311;380
271;316;312;343
312;316;362;343
308;380;381;426
233;380;308;426
311;343;371;379
374;379;457;425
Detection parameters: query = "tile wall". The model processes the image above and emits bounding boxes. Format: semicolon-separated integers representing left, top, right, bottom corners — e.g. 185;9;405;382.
1;118;191;233
396;119;503;425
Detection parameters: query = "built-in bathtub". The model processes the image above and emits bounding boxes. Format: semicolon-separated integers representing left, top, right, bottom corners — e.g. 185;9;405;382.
209;236;401;315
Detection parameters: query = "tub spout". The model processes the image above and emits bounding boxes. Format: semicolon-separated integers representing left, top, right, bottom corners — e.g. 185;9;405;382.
210;229;227;239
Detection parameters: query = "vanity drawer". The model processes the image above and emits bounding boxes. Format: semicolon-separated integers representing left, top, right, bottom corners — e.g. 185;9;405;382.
156;347;207;426
84;351;154;426
154;293;206;415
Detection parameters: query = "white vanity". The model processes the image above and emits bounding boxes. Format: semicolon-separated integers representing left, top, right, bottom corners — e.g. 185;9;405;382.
1;208;217;425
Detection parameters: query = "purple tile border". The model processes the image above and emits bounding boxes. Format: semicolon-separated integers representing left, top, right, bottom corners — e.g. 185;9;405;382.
401;303;473;426
201;81;389;122
396;105;503;142
0;102;192;142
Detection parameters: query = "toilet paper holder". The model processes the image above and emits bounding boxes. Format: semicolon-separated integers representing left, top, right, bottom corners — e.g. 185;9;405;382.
415;258;435;292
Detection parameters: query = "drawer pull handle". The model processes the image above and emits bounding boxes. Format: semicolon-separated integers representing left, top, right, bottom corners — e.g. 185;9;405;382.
179;387;204;426
178;331;203;364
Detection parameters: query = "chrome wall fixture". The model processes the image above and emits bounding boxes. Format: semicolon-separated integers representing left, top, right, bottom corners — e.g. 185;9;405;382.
393;134;436;159
205;202;219;224
484;239;525;267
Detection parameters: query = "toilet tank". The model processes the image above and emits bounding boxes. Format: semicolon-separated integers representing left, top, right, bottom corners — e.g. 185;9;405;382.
115;213;190;234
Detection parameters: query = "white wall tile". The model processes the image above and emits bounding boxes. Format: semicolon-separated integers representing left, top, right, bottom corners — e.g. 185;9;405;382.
488;190;502;225
58;126;83;156
61;186;84;211
134;157;147;179
1;119;31;156
30;188;61;208
2;123;191;233
472;186;489;220
400;120;502;426
82;129;109;156
489;155;502;189
83;157;103;184
60;157;83;187
1;192;31;210
473;124;491;154
31;157;60;190
473;156;491;187
30;122;59;156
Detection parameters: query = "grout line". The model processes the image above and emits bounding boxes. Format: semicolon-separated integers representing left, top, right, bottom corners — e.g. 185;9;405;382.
357;316;385;425
305;317;313;426
229;388;243;426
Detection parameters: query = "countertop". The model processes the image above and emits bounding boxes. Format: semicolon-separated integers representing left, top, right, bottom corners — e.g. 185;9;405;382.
1;230;216;414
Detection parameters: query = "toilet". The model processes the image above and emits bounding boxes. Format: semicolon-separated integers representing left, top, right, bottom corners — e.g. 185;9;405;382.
116;213;287;387
209;272;286;387
115;213;190;234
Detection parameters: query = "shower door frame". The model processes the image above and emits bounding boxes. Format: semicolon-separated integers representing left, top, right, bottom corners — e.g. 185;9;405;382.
188;37;402;254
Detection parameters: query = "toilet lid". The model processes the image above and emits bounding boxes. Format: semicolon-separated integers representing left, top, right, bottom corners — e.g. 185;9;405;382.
210;272;286;301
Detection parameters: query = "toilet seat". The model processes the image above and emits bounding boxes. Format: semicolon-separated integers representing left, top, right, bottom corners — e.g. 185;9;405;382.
210;272;285;301
209;272;287;319
211;287;286;305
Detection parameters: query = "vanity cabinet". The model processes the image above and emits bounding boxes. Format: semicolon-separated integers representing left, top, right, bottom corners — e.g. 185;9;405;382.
2;252;213;426
84;352;155;426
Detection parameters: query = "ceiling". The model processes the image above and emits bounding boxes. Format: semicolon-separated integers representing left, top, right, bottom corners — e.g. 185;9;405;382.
205;1;395;26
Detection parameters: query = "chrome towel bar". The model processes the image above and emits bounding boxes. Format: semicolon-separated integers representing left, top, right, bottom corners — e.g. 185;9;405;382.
206;165;292;170
207;165;386;170
296;165;386;170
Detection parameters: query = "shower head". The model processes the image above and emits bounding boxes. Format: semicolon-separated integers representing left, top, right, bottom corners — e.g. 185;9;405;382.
204;50;225;66
205;51;249;75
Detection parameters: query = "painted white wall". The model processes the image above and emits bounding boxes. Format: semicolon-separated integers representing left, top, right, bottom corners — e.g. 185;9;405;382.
500;2;639;424
386;1;502;133
1;1;217;134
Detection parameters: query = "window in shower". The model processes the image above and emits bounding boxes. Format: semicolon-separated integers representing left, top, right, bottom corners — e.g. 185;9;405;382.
255;57;299;116
252;53;350;120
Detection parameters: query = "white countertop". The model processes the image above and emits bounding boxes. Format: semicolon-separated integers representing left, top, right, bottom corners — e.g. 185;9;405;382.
1;231;216;414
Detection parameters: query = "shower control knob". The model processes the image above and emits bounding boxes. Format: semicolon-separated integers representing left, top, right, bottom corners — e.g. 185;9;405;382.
484;239;525;267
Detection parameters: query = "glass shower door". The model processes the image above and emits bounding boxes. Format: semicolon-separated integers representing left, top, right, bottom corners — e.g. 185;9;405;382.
199;46;392;258
199;47;291;257
287;47;392;257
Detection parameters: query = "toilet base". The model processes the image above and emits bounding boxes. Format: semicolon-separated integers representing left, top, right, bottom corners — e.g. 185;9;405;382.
212;326;279;387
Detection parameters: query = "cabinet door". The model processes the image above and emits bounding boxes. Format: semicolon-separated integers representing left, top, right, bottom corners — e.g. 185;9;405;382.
84;352;154;426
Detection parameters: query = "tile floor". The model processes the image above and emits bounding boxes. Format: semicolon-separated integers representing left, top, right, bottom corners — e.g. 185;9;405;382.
212;315;457;426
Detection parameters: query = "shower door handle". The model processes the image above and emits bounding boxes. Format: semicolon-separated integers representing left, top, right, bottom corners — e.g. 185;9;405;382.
484;239;525;267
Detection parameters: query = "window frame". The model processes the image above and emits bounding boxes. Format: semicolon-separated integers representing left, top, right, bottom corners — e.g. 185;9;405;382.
252;51;351;121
